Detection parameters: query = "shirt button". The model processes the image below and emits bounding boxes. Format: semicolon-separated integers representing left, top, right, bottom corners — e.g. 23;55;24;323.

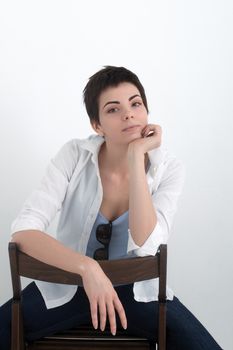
153;167;157;175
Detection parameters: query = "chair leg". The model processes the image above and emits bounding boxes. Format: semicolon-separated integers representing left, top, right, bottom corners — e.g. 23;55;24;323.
158;302;166;350
11;301;25;350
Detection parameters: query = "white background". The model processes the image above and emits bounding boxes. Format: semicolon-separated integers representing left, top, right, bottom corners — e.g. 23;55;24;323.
0;1;232;349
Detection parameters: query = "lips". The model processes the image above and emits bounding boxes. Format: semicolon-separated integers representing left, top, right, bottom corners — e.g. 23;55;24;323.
122;125;141;132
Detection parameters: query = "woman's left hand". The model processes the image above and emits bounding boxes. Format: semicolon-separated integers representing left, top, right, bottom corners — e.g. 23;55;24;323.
128;124;162;156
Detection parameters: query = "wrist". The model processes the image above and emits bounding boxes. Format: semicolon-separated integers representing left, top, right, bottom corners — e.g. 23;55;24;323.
127;146;144;163
78;255;99;278
128;150;146;171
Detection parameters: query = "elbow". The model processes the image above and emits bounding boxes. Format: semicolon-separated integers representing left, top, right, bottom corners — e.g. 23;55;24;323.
11;230;26;245
10;229;35;245
128;220;168;257
11;231;21;242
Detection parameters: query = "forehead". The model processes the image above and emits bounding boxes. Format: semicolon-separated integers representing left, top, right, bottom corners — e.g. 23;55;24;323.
99;82;141;107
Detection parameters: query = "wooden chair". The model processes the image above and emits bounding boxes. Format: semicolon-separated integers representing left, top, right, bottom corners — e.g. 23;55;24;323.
8;242;167;350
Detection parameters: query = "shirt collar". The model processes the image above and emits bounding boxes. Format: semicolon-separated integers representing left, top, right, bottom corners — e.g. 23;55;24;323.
79;134;105;154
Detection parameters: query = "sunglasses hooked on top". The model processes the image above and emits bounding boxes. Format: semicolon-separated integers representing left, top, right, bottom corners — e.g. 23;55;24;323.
93;221;112;260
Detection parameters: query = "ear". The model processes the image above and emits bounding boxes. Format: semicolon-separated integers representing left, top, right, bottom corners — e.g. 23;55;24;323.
91;121;104;137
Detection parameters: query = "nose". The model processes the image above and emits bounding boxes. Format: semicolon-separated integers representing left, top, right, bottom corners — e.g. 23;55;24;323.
122;109;134;120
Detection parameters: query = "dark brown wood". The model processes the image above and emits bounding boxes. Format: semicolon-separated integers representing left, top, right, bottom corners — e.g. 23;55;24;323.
11;301;25;350
9;242;22;300
27;326;150;349
158;245;167;350
27;338;150;349
9;243;25;350
17;250;159;285
9;242;167;350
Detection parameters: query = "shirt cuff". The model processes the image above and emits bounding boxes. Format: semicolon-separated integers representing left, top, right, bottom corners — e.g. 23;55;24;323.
10;215;47;236
127;222;166;257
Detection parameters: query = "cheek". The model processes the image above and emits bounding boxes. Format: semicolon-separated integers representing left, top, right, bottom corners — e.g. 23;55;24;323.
102;120;118;133
137;106;148;116
138;110;148;122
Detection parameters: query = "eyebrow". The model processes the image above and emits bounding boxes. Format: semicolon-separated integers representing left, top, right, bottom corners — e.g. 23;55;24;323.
103;94;141;109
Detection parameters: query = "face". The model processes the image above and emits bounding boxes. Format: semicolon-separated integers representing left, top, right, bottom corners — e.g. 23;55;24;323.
92;82;148;145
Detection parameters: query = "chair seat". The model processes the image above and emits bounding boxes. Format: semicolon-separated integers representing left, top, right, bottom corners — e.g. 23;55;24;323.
27;325;152;349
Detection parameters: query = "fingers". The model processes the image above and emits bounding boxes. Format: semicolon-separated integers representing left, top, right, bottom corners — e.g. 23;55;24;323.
107;300;117;335
99;297;117;336
99;298;107;331
90;300;98;330
92;298;116;335
142;124;152;137
141;124;162;150
90;296;116;335
142;124;162;137
90;294;127;336
113;294;127;330
104;294;127;336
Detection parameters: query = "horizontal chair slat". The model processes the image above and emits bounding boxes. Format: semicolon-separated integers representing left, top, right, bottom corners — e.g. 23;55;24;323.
30;339;150;350
16;249;159;285
43;327;148;340
44;335;148;341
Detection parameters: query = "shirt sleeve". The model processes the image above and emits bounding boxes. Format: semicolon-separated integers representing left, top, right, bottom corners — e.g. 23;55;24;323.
10;140;79;236
127;157;186;257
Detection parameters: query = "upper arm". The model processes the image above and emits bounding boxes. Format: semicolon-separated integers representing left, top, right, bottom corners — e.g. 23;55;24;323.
127;158;186;256
152;158;186;234
10;140;80;236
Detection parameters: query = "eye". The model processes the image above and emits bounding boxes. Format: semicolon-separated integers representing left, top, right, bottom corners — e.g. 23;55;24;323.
107;107;119;113
132;101;142;107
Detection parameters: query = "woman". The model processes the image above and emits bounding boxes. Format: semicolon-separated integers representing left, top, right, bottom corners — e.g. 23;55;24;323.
0;66;222;349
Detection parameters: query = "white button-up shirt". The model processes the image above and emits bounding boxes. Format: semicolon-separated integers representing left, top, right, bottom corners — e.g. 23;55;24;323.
11;134;185;309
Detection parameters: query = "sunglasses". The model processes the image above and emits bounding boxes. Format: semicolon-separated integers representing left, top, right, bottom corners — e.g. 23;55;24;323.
93;221;112;260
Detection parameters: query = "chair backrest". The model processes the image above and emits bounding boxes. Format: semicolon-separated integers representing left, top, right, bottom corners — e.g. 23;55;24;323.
8;242;167;350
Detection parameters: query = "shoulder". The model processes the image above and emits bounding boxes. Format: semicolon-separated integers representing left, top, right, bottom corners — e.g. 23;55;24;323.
50;134;102;180
52;138;81;166
53;134;102;160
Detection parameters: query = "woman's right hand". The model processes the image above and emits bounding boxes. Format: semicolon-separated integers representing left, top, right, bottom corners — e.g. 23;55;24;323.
81;257;127;336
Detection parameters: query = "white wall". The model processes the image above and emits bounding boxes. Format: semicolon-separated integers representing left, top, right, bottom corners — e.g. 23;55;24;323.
0;1;232;349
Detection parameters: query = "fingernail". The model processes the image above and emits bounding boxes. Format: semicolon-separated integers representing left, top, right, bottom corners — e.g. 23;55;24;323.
112;330;116;336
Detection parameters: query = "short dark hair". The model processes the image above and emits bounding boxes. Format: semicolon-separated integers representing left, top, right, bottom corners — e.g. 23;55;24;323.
83;65;149;125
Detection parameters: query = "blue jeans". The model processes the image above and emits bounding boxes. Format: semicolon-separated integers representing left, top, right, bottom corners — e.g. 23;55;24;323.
0;282;222;349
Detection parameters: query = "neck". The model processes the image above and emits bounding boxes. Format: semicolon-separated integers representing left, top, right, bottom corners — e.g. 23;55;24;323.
99;141;148;176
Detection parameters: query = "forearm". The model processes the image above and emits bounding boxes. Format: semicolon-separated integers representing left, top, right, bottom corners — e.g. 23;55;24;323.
11;230;127;334
11;230;94;277
128;152;157;246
